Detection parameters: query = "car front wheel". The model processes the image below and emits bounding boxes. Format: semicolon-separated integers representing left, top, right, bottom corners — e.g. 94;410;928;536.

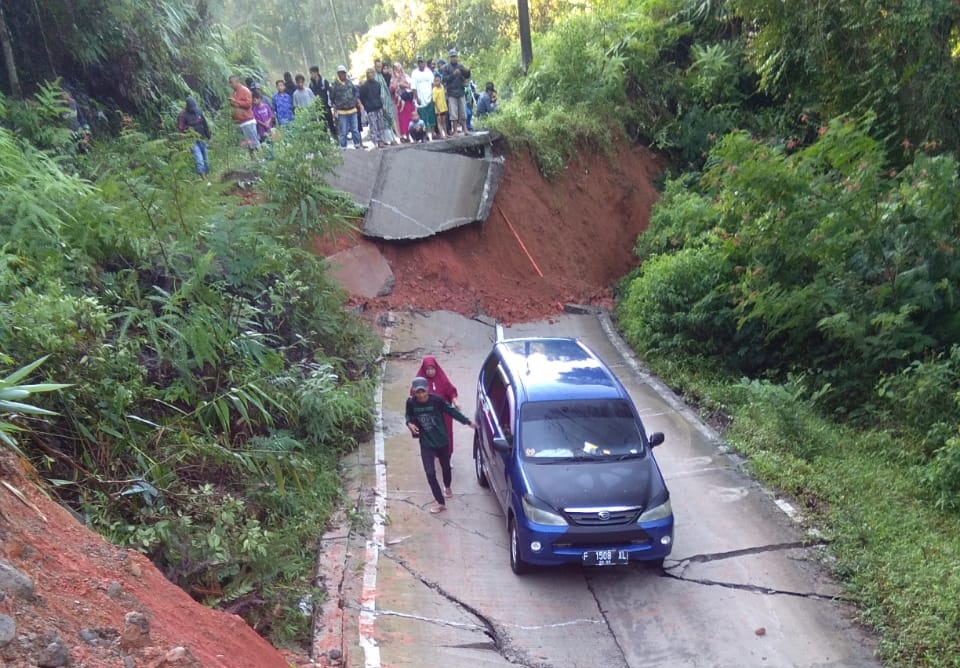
474;432;489;488
509;517;530;575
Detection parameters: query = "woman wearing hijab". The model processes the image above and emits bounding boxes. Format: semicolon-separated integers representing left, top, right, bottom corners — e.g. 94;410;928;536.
412;356;460;455
393;63;415;143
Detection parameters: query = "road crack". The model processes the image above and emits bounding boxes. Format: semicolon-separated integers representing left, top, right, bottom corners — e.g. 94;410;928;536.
376;548;563;668
584;576;632;668
663;541;855;601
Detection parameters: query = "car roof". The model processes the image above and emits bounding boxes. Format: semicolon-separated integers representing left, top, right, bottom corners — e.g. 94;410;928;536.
495;337;626;403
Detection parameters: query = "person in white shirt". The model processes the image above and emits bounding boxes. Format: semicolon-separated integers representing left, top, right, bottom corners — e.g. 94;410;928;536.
410;56;436;140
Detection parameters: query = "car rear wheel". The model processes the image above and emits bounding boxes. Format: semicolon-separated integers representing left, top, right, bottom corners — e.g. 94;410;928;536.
509;518;530;575
474;432;489;488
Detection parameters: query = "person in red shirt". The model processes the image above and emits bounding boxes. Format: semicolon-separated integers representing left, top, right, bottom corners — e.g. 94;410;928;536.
228;75;260;157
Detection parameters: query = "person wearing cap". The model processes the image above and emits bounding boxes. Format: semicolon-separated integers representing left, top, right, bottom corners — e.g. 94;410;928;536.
406;376;477;514
410;55;436;139
330;65;363;149
442;49;471;135
476;81;498;118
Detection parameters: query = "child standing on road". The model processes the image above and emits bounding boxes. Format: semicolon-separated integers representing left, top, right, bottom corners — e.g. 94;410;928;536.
405;376;476;514
431;74;448;139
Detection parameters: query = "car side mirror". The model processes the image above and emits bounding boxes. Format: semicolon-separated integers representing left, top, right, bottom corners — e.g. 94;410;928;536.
492;436;511;453
648;432;665;448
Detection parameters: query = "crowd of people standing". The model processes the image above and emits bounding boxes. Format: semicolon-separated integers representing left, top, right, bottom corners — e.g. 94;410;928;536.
226;51;495;155
177;51;500;174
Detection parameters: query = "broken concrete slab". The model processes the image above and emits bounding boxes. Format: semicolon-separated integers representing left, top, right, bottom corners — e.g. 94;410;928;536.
325;132;503;241
365;150;501;240
326;147;385;209
325;243;395;298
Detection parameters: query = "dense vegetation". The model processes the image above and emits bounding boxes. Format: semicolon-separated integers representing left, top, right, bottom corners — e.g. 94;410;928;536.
0;79;378;646
4;0;960;663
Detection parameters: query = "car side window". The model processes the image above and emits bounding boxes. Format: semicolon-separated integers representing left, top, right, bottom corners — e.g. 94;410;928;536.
481;355;511;440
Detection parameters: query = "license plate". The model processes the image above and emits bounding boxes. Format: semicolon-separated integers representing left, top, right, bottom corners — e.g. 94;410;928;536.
582;549;629;566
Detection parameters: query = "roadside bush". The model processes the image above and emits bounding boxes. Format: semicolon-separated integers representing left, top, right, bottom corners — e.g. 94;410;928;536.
875;346;960;458
618;245;739;360
923;437;960;512
626;118;960;406
259;106;359;244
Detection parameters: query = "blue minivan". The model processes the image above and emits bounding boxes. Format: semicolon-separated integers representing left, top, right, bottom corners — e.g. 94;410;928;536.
473;337;673;574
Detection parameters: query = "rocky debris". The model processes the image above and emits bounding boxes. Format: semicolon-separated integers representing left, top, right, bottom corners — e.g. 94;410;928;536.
0;614;15;646
36;632;69;667
326;243;395;298
0;559;34;599
121;610;151;649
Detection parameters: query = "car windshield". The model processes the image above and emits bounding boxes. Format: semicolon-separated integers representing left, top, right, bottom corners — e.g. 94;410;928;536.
519;399;646;460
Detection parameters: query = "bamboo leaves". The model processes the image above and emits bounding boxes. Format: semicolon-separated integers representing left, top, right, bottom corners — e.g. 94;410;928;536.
0;355;70;455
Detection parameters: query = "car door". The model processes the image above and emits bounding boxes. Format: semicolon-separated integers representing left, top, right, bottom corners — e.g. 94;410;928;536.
477;354;513;512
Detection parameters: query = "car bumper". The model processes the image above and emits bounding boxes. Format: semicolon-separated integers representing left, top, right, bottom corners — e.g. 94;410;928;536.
515;516;674;566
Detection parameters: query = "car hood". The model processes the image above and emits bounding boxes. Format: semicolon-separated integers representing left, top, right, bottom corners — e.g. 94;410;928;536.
522;457;664;510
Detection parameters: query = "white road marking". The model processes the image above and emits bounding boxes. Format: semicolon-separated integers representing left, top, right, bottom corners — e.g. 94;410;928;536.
359;325;393;668
775;498;799;520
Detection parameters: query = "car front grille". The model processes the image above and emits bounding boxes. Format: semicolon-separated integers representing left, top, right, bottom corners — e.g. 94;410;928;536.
564;507;642;526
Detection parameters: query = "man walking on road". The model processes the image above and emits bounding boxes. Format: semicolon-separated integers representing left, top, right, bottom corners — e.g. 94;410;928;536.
405;376;476;514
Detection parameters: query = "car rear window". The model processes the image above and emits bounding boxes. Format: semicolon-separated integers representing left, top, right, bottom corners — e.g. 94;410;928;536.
518;399;646;460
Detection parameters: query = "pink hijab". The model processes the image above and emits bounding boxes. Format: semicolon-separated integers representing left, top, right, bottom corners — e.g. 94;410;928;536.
413;355;458;401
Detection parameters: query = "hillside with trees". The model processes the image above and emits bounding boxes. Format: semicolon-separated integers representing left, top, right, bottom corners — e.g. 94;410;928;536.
2;1;960;666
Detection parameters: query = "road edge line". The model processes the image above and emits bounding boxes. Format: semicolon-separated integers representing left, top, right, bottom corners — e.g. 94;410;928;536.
358;321;392;668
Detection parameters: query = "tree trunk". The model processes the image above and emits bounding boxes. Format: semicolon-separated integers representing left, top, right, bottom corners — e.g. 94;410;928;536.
0;0;23;98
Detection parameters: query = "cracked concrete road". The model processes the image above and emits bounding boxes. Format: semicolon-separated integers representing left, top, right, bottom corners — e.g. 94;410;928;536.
330;311;881;668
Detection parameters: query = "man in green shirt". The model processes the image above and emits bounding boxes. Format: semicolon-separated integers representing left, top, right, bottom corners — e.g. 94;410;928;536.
406;376;476;514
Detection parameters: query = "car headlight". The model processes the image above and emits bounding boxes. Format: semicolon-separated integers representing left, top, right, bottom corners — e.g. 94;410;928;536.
638;499;672;523
522;495;567;526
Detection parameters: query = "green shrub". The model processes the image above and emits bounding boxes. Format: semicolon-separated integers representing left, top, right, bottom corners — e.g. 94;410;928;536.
618;245;739;359
488;101;612;178
1;86;378;648
875;346;960;457
923;437;960;512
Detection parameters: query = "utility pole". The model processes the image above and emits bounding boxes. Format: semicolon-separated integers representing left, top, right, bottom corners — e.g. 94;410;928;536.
327;0;348;66
0;0;23;98
517;0;532;73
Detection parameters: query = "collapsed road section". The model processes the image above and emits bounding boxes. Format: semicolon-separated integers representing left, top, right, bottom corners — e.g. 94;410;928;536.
326;131;503;240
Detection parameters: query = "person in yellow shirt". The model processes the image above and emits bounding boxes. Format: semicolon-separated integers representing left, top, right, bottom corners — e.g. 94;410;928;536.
431;74;448;139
